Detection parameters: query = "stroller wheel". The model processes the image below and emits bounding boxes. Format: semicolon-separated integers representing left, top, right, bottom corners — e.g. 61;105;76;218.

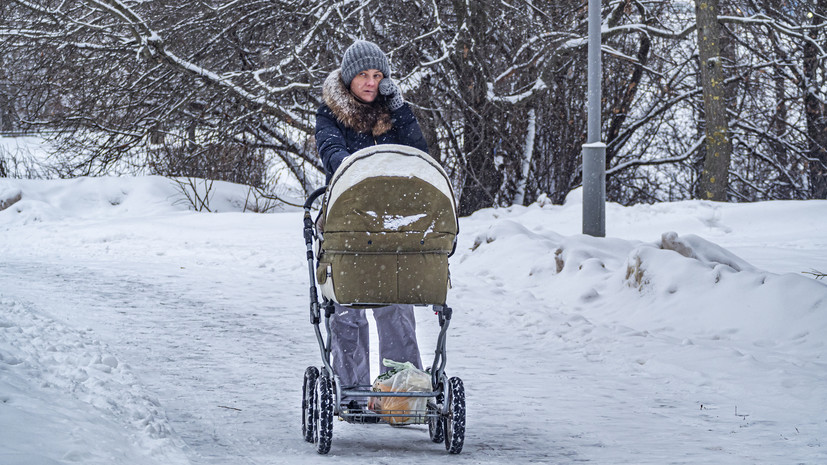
443;377;466;454
428;390;445;443
301;366;318;442
313;373;334;454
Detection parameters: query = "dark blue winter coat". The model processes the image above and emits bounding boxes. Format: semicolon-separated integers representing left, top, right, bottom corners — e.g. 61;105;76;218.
316;70;428;184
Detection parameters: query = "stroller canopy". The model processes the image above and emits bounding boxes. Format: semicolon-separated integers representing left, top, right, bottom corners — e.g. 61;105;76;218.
317;144;458;306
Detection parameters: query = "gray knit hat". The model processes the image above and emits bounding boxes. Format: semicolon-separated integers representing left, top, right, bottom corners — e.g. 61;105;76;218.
340;40;391;87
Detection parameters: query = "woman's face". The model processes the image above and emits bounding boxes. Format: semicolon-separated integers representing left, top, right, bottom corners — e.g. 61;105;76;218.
349;69;384;103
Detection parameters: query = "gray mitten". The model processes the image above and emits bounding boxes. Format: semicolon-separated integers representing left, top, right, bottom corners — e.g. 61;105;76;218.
379;78;404;111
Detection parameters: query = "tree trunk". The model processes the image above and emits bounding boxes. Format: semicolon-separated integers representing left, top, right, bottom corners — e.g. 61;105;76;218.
804;0;827;198
605;27;650;203
695;0;732;201
454;1;501;216
0;92;12;132
514;107;536;206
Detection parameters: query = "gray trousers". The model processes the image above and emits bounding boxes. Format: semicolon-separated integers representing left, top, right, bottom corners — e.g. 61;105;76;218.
330;303;422;403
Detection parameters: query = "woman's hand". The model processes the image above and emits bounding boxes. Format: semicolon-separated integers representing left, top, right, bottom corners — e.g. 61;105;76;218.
379;78;404;111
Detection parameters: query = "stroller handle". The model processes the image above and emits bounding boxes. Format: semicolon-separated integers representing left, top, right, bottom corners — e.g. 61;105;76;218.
303;186;327;210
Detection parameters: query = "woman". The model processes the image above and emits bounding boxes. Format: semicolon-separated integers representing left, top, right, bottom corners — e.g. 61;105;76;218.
315;40;428;413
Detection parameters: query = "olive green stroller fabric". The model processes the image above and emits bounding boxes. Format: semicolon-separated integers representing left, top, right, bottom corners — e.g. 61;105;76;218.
316;144;458;306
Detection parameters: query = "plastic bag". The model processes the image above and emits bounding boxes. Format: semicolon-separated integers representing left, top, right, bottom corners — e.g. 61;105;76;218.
368;359;432;425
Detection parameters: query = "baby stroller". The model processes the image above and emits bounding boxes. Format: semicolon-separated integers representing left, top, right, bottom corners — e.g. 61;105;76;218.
301;144;466;454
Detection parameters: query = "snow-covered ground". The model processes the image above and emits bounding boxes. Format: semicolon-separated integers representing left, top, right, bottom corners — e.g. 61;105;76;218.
1;175;825;464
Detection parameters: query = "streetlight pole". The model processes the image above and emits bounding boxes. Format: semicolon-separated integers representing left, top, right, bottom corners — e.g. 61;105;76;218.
582;0;606;237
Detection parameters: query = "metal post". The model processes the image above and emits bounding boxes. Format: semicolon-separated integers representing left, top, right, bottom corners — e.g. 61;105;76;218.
582;142;606;236
582;0;606;237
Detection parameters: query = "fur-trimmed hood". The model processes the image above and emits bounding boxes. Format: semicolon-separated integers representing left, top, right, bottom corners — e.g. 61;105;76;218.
322;69;392;137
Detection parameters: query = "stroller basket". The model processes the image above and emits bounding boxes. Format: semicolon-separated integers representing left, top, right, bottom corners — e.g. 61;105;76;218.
315;144;459;306
341;409;436;425
340;388;438;425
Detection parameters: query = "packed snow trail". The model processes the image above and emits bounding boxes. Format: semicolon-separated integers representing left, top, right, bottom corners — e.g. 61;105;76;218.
2;178;826;464
0;212;584;464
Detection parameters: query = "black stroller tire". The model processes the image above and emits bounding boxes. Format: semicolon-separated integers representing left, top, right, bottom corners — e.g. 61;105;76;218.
444;377;465;454
313;373;334;454
302;366;318;442
428;390;445;443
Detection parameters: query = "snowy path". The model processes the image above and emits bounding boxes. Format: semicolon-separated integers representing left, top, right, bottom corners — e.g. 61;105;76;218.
3;192;827;464
1;213;576;464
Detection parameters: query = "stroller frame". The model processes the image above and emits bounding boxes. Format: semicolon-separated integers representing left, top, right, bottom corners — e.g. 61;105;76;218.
301;186;465;455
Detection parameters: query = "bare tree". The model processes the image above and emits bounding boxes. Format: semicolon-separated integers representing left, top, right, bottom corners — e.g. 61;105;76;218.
4;0;823;212
711;1;827;201
1;0;324;190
